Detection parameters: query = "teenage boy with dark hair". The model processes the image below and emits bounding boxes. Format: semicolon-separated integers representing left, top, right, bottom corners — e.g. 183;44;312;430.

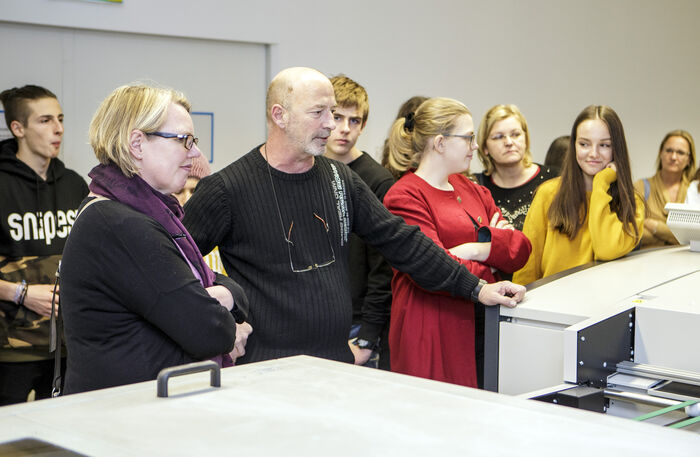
324;75;394;369
0;85;88;404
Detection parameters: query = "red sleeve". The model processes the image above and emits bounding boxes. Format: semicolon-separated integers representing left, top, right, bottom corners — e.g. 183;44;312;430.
384;182;495;281
475;184;532;273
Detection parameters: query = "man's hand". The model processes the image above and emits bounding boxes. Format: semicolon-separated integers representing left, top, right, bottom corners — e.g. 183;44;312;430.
348;340;373;365
230;322;253;361
23;284;58;317
478;281;526;308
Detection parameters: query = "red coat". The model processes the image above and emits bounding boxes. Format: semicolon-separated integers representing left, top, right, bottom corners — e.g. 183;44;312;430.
384;171;531;387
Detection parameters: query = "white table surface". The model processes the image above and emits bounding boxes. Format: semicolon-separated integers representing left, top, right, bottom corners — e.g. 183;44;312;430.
0;355;697;456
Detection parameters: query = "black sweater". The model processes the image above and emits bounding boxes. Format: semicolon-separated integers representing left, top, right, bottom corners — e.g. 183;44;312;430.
347;152;395;343
183;146;480;364
61;199;241;394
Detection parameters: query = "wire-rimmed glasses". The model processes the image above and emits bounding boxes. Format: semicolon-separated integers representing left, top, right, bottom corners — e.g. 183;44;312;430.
284;213;336;273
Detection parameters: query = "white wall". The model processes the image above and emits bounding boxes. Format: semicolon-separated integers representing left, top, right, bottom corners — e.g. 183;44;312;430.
2;0;700;180
0;21;267;177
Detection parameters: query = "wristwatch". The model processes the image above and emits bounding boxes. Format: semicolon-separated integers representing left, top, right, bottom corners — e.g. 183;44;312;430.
470;279;487;303
352;338;376;350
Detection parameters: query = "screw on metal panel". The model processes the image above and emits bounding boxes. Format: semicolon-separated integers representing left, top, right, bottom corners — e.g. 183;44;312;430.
553;399;558;404
630;350;634;355
603;362;607;367
629;323;633;328
580;336;586;342
629;314;633;318
579;361;584;366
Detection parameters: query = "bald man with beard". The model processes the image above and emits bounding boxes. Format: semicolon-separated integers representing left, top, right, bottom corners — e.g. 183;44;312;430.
183;67;525;365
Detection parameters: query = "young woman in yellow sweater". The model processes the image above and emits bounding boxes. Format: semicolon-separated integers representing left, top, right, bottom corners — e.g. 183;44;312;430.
513;105;644;285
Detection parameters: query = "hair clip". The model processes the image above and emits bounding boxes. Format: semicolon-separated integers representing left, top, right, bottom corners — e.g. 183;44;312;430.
404;112;415;132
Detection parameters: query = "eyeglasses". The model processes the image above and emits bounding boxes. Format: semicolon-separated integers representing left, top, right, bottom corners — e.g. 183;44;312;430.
444;133;477;146
662;147;690;157
284;214;336;273
490;131;523;142
263;145;336;273
146;131;199;150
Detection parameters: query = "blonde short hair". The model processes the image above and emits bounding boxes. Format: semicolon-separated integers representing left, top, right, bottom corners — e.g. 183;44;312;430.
387;97;471;175
89;84;191;177
330;75;369;126
477;104;532;176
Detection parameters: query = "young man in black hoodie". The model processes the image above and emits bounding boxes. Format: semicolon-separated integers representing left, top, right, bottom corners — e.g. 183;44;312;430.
323;75;395;369
0;85;88;405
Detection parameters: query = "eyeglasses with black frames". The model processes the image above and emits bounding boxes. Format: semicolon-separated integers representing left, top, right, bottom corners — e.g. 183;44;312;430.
146;131;199;150
443;133;477;146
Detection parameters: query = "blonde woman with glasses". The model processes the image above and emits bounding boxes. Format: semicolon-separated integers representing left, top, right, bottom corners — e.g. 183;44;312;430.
61;85;250;394
384;97;531;388
634;130;696;248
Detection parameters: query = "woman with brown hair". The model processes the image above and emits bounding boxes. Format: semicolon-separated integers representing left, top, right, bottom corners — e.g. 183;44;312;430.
634;130;696;247
382;95;429;180
514;105;644;285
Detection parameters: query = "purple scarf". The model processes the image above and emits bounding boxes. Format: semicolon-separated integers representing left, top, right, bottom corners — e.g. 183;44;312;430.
88;163;216;288
88;163;232;367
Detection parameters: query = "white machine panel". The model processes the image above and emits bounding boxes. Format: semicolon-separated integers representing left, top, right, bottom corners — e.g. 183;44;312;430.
499;321;565;395
497;246;700;395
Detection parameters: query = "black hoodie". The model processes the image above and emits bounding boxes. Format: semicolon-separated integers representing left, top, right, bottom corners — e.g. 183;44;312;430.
0;138;88;361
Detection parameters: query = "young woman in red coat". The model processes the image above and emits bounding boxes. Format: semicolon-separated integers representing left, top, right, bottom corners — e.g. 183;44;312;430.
384;97;531;388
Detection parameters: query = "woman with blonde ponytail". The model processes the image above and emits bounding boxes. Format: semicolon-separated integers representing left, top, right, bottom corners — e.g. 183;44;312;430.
383;97;531;388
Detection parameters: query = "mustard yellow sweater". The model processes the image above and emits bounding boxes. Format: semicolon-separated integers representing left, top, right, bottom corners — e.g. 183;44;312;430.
513;168;644;285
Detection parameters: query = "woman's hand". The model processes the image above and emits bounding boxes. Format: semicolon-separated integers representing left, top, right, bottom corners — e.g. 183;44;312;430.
605;161;617;172
230;322;253;360
644;218;660;236
205;285;234;311
490;213;514;231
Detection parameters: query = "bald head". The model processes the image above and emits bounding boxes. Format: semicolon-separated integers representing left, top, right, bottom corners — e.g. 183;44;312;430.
266;67;332;122
264;67;336;160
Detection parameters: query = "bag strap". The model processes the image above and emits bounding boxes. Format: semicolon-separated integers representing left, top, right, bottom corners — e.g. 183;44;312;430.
50;196;109;397
643;178;650;201
50;265;62;397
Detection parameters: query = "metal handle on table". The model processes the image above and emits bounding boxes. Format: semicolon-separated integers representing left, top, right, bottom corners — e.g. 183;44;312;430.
156;360;221;398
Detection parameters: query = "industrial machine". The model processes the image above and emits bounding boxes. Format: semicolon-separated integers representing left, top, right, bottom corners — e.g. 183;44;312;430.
485;216;700;431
